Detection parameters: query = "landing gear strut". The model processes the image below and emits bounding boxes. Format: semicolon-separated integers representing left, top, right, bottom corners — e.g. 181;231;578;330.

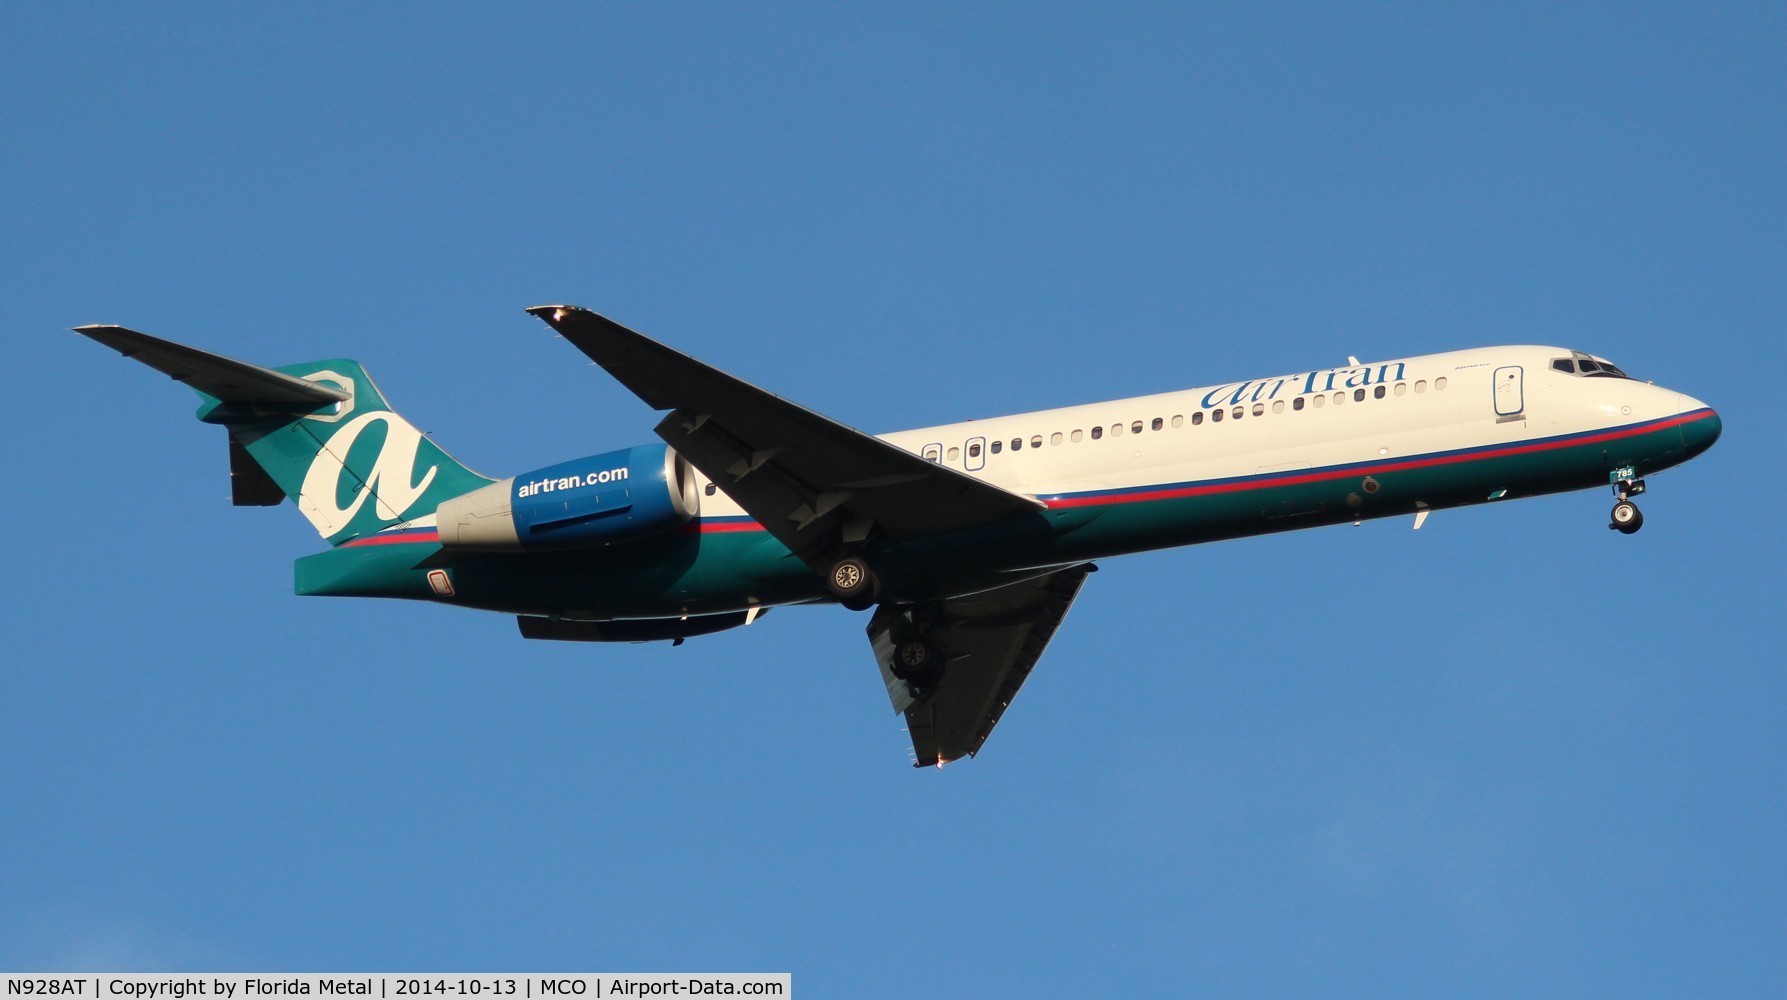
1609;477;1646;535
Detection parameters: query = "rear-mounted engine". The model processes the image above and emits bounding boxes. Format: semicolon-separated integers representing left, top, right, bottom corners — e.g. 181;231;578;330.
435;444;699;550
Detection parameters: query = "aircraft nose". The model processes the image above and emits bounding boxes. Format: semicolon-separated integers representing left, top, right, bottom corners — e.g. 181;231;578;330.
1678;394;1721;457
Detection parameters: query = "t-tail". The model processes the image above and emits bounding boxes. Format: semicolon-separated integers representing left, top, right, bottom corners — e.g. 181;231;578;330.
76;325;493;546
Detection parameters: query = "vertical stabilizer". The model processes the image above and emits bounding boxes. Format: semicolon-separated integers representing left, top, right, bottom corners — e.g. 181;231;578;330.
77;325;493;545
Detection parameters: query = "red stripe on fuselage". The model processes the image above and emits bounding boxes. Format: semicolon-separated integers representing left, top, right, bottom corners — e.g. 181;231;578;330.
683;520;765;534
341;529;441;547
1044;410;1708;510
334;412;1712;543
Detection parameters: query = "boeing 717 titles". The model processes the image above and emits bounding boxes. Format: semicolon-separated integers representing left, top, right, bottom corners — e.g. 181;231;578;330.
77;307;1721;767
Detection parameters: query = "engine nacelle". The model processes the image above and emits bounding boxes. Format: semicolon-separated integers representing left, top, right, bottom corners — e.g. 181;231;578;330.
436;444;699;550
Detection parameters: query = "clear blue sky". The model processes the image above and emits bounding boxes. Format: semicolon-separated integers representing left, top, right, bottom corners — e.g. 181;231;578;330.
3;4;1781;995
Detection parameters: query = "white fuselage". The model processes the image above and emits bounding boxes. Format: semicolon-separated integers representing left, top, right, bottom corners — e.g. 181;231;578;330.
688;345;1709;520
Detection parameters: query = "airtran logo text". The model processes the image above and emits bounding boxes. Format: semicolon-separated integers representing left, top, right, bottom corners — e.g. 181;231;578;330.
516;466;628;499
1199;362;1408;409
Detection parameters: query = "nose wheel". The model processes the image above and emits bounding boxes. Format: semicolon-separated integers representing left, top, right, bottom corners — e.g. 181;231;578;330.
1609;477;1646;534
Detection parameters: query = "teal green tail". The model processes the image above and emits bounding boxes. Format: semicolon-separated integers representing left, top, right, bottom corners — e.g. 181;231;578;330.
77;325;493;546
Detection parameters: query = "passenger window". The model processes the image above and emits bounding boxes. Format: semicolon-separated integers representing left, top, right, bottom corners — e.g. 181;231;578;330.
1112;423;1125;437
1251;402;1265;416
1436;377;1448;390
1071;429;1084;443
1212;408;1224;422
705;483;717;496
1354;388;1366;402
991;440;1002;454
1091;426;1103;440
1312;394;1325;408
1050;432;1063;446
1131;421;1144;434
1011;438;1023;451
1232;406;1245;420
968;442;982;458
1272;400;1285;413
1333;392;1345;405
947;446;960;462
1031;435;1043;449
1414;380;1426;393
1293;397;1305;411
1191;411;1204;425
1394;382;1407;396
1151;417;1164;431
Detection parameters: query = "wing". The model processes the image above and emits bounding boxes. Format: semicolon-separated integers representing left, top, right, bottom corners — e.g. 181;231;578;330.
527;306;1043;570
869;564;1095;767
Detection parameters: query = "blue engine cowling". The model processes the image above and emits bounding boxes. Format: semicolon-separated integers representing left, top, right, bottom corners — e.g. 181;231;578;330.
435;444;700;550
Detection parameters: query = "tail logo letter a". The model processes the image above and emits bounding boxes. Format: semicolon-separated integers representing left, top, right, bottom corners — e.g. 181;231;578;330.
298;411;439;538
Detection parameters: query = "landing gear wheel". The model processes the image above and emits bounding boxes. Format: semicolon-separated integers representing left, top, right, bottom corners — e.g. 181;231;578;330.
827;556;880;610
1610;499;1643;534
892;638;944;688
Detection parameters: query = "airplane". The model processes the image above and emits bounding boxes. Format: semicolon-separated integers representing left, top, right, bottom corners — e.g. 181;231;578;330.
77;307;1721;767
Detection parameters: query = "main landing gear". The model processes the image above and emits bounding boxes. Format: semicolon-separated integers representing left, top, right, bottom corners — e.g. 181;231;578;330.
827;555;880;611
892;636;944;691
1609;477;1646;535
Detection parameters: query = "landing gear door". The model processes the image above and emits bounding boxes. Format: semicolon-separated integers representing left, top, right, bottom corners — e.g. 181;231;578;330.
1493;366;1524;417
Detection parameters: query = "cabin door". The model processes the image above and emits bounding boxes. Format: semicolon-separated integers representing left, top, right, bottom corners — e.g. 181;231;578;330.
1493;366;1524;417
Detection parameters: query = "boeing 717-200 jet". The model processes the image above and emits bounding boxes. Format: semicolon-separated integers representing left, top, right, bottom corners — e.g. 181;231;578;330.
77;307;1721;767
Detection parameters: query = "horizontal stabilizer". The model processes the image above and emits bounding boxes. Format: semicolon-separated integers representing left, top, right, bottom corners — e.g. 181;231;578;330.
74;325;348;405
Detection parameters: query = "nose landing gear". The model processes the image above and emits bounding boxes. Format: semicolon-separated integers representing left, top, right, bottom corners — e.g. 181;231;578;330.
1609;476;1646;534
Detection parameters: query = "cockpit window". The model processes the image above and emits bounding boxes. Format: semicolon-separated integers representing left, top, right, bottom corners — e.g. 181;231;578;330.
1551;352;1633;380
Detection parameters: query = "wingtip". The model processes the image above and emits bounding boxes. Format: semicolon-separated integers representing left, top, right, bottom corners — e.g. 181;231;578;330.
525;304;587;325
